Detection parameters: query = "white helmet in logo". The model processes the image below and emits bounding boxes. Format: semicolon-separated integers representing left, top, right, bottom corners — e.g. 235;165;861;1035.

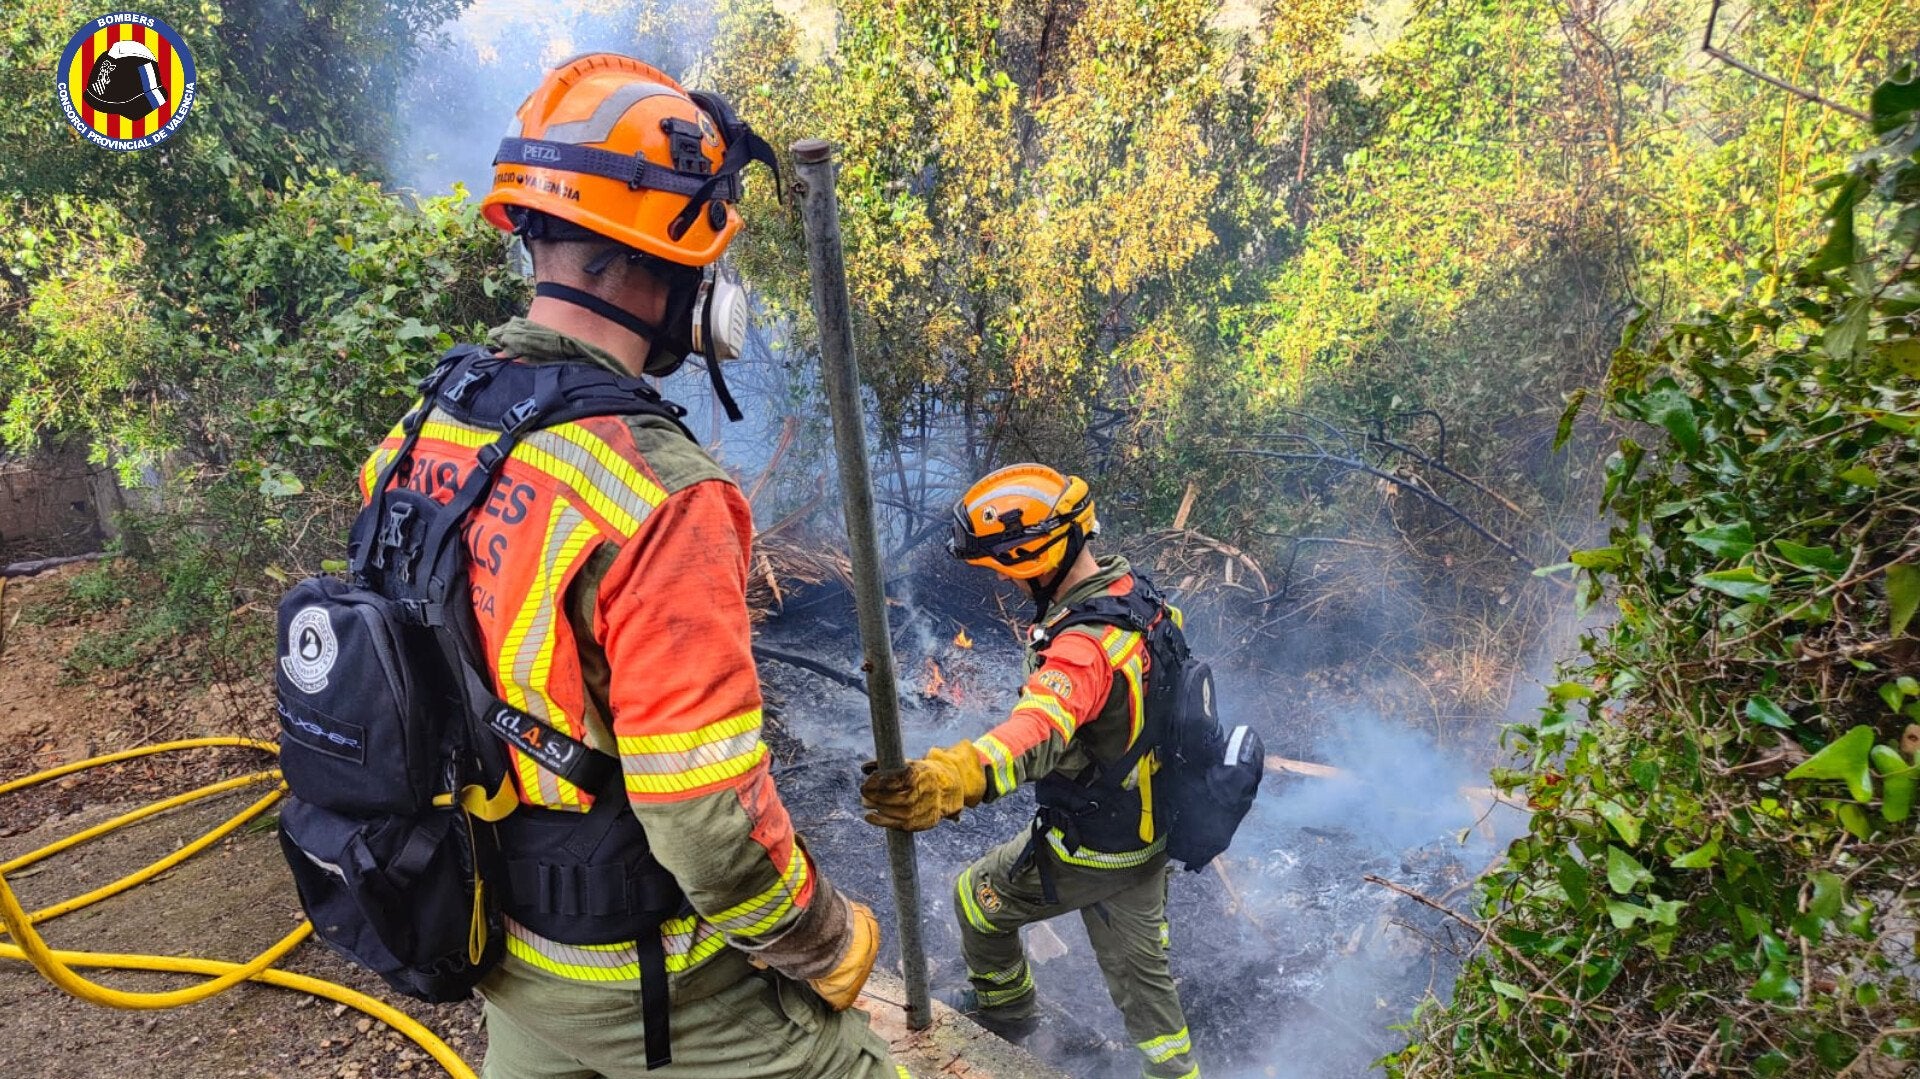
281;607;338;695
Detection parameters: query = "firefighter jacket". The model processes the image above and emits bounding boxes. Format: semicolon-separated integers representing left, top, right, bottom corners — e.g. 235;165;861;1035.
359;317;854;992
970;555;1176;869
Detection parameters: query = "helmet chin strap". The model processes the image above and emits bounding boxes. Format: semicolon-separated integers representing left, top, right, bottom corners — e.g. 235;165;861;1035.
1026;524;1087;624
533;281;667;347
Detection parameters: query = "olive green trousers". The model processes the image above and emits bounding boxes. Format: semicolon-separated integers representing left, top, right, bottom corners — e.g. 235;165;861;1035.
478;953;907;1079
954;833;1198;1079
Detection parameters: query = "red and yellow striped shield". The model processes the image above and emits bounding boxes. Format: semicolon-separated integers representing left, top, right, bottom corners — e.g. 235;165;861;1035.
56;12;197;151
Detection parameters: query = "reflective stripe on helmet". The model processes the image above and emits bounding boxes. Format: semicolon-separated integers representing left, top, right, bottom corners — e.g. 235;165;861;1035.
543;80;680;144
966;483;1062;513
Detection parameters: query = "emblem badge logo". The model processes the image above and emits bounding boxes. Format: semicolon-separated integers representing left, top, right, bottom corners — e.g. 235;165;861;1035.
281;606;338;694
56;12;198;152
975;877;1004;915
1037;669;1074;699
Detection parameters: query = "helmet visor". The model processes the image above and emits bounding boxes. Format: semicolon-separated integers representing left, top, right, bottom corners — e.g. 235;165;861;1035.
948;504;1068;566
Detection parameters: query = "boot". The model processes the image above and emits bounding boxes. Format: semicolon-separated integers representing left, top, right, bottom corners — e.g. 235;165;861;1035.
940;986;1041;1042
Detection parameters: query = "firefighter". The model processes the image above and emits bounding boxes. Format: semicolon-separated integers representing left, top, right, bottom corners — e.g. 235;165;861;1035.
860;465;1200;1079
360;54;903;1078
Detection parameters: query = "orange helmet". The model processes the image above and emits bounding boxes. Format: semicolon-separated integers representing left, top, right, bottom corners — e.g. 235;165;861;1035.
949;465;1099;581
480;53;777;268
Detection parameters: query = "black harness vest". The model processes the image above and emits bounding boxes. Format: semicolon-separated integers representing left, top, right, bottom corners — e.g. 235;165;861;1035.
354;345;695;1068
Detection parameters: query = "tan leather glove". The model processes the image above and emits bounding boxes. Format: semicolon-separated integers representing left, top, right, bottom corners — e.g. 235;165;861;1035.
808;900;879;1010
860;741;988;832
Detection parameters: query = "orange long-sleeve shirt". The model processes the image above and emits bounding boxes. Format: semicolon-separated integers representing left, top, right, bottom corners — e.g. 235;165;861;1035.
360;318;851;988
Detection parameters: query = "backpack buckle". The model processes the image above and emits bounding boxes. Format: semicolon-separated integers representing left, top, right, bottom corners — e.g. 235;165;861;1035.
379;502;415;550
504;395;540;433
444;369;486;403
373;503;416;575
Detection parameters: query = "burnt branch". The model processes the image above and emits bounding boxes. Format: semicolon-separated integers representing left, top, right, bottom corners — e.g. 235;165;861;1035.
1257;535;1389;604
1225;446;1538;570
752;645;870;696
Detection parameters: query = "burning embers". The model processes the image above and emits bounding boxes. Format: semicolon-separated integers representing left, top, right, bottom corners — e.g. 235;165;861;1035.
918;627;983;706
921;657;950;701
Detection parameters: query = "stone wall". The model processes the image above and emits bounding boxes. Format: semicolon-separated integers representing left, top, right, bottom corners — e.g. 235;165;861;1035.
0;445;112;563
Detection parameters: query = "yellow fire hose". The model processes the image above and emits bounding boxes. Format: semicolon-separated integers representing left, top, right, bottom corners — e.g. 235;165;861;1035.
0;736;477;1078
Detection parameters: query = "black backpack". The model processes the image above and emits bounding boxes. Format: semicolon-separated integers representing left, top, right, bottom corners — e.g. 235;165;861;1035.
1033;572;1264;873
274;346;693;1067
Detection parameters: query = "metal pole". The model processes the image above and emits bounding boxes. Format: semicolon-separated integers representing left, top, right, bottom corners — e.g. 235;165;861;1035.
790;137;933;1031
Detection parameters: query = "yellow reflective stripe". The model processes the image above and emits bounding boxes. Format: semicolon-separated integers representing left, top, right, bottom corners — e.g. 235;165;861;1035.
412;418;663;536
1045;828;1165;869
623;742;767;795
501;498;598;809
975;964;1034;1006
1013;691;1077;739
617;708;762;755
955;866;1000;935
971;961;1029;986
360;418;407;495
619;709;765;786
499;500;570;806
502;915;728;982
1169;603;1185;630
1122;653;1146;748
1138;1026;1192;1064
709;841;808;938
620;715;764;783
497;498;569;712
1137;751;1155;843
1158;920;1171;951
1098;626;1142;666
541;420;668;508
974;734;1016;797
416;418;491;449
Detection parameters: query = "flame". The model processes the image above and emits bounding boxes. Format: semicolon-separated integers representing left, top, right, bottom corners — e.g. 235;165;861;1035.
953;628;973;650
922;657;947;698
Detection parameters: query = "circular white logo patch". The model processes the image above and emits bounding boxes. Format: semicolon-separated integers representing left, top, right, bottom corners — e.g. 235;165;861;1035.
281;606;338;694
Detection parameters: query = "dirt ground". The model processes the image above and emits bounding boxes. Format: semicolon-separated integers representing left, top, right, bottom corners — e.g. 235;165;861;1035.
0;566;488;1079
0;566;1078;1079
0;556;1517;1079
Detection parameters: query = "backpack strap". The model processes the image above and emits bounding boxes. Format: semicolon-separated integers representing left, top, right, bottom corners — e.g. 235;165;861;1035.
373;348;700;797
1030;575;1188;834
350;346;485;583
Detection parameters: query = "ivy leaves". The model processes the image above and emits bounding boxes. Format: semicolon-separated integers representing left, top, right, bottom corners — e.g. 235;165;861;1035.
1394;69;1920;1079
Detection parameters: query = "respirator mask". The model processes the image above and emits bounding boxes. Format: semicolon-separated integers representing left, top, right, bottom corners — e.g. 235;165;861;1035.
508;207;753;421
636;258;751;421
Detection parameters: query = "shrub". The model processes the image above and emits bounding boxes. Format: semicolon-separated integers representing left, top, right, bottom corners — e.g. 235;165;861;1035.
1386;71;1920;1078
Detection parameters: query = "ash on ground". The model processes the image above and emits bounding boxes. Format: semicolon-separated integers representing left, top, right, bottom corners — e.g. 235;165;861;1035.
753;593;1529;1079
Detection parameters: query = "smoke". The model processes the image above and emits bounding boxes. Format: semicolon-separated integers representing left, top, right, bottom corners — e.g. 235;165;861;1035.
1256;713;1524;863
343;5;1608;1074
392;1;719;198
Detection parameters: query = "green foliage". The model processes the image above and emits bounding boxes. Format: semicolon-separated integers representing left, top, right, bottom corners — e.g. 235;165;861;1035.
710;0;1366;461
0;0;519;622
0;196;171;469
0;0;465;225
1386;74;1920;1078
184;173;525;490
57;522;273;680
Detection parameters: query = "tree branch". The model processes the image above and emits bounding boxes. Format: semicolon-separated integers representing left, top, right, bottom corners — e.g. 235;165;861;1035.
1702;0;1869;123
